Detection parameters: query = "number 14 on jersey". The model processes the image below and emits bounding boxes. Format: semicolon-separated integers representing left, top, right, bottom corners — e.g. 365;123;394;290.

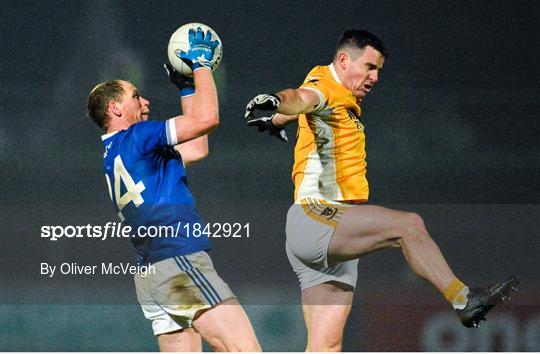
105;155;146;221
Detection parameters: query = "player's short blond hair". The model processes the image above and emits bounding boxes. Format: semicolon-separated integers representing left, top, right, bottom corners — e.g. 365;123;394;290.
87;80;125;130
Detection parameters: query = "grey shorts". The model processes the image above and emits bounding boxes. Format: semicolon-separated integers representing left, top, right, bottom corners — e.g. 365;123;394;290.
134;251;235;335
285;198;358;291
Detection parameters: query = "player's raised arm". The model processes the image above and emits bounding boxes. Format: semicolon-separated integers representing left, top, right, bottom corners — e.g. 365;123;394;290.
245;88;320;141
169;28;220;144
163;63;212;166
176;93;210;166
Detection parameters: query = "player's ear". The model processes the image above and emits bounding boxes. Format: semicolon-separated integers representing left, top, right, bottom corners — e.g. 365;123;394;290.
336;51;349;70
108;100;122;117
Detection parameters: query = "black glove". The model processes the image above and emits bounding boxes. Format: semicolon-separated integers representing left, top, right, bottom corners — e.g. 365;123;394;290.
245;94;281;116
245;94;287;141
246;114;288;142
163;63;195;96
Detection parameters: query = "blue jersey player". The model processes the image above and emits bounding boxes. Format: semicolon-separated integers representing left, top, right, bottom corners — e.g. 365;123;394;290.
87;28;260;352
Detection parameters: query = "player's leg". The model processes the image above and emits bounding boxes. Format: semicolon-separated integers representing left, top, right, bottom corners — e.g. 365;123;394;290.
301;282;353;352
157;328;202;352
285;202;359;350
329;205;456;293
136;302;202;352
137;252;259;351
328;204;519;327
192;297;261;351
172;252;260;351
135;270;202;352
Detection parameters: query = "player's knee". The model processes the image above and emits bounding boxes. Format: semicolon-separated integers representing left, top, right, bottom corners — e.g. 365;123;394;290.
405;212;426;233
396;212;428;243
222;339;260;352
324;343;342;352
207;332;260;352
208;342;228;352
307;332;343;352
307;340;342;352
204;336;231;352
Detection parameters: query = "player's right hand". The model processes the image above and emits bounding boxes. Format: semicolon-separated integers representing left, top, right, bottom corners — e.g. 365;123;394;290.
245;94;287;141
177;27;220;71
246;114;288;142
245;94;281;117
163;63;195;97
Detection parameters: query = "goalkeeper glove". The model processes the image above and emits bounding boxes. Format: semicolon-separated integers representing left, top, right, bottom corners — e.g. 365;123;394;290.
177;27;220;71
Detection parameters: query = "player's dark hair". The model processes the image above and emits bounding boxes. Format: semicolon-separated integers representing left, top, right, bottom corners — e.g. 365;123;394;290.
87;80;125;130
336;29;387;58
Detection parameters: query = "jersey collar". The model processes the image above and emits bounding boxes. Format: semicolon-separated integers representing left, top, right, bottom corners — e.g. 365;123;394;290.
329;63;342;85
101;131;119;141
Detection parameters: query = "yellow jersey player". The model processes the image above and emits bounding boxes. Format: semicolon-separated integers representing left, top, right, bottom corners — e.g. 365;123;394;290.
245;29;519;351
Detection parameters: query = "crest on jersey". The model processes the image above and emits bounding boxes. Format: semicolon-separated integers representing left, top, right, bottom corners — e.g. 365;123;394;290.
346;109;363;131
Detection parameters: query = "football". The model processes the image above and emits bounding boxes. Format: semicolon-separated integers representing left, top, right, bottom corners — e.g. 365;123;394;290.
167;22;223;77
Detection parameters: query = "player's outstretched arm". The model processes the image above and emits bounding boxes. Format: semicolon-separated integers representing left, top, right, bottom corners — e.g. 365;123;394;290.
275;88;321;115
245;88;319;141
272;113;299;127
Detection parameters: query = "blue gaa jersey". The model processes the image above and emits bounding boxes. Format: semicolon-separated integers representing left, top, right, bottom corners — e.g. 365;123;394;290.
101;119;211;266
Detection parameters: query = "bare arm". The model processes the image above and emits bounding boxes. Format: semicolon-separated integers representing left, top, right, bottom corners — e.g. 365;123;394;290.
275;88;322;115
245;87;320;141
269;88;321;127
271;113;299;128
174;95;209;166
173;68;219;143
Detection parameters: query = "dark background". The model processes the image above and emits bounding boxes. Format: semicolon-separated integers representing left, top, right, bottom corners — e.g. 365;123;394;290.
1;0;539;351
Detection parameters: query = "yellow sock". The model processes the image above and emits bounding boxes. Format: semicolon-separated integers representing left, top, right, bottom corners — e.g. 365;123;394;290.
444;278;469;310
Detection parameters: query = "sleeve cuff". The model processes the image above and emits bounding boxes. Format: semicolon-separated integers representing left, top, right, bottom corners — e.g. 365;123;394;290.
166;118;179;146
179;87;195;97
193;65;212;72
301;87;326;111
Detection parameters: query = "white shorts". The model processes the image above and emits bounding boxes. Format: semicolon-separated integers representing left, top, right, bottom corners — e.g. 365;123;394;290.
285;198;358;291
134;251;235;335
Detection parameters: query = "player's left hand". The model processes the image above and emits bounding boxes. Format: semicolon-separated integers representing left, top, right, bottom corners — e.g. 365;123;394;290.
177;27;220;71
246;114;288;142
